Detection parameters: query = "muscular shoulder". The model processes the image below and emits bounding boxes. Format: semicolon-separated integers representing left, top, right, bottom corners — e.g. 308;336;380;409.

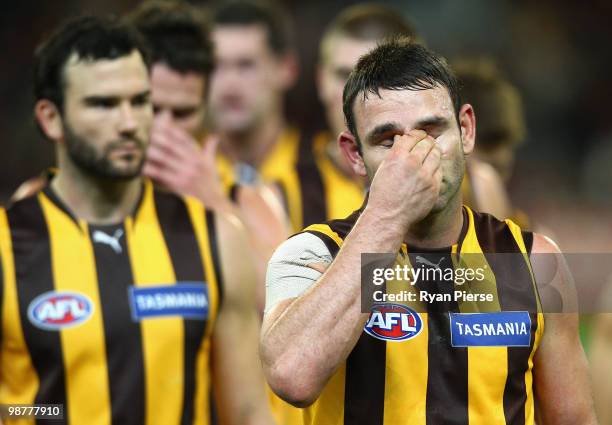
531;232;561;255
529;232;579;313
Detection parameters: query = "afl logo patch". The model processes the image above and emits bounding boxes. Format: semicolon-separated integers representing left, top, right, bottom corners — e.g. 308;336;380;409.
28;291;94;331
364;303;423;342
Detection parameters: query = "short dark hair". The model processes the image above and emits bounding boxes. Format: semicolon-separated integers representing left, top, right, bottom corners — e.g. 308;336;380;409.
453;57;525;148
126;1;213;80
321;3;418;63
34;15;150;111
343;37;461;144
212;0;294;56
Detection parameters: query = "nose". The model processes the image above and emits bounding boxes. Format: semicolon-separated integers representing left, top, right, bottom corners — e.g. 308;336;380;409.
211;64;241;94
118;102;138;135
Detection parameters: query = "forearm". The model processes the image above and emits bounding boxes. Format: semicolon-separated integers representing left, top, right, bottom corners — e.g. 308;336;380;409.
214;313;274;425
535;312;599;425
261;207;404;404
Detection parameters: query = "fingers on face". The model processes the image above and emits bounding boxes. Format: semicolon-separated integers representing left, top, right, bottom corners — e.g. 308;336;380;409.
143;158;187;188
392;129;429;153
422;145;442;176
410;136;437;164
151;120;198;156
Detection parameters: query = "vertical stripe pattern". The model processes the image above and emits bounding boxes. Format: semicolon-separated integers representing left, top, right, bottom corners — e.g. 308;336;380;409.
7;196;68;418
188;200;223;425
459;211;507;425
296;142;327;227
471;209;539;425
409;250;469;425
0;208;40;413
299;206;541;425
90;222;145;425
204;210;223;310
0;182;222;425
38;194;112;425
125;184;183;425
154;192;208;425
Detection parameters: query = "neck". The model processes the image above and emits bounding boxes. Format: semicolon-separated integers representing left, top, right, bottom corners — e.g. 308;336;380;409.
52;159;142;225
403;193;464;249
220;111;284;167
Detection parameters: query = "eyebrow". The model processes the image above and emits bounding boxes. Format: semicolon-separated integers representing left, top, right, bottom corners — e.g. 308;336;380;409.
364;115;451;144
83;90;151;102
365;121;404;144
413;115;448;129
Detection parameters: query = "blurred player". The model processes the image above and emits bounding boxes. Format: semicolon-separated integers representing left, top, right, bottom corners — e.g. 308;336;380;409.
315;4;417;219
454;57;527;224
207;2;308;422
0;16;273;425
209;0;320;232
261;38;597;424
126;0;288;313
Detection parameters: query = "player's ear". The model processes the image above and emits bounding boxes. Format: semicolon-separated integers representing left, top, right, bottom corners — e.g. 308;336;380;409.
35;99;64;142
458;103;475;155
339;130;366;177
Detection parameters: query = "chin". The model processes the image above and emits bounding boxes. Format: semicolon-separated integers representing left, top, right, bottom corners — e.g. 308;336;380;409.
216;111;251;130
107;169;142;180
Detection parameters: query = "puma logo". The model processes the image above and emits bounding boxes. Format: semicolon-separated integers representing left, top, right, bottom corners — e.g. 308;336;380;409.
415;256;444;269
92;229;124;254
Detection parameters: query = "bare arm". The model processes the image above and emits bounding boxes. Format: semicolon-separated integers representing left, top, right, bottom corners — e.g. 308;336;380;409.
260;130;442;407
235;185;290;313
531;233;598;425
211;213;274;425
590;312;612;425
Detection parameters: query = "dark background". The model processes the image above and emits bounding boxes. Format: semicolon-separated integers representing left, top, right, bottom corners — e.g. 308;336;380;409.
2;0;611;251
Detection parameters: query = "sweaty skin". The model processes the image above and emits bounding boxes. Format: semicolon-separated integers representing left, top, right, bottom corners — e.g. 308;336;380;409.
260;84;598;424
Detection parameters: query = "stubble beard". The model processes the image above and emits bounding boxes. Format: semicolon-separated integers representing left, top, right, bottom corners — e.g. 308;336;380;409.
64;124;145;181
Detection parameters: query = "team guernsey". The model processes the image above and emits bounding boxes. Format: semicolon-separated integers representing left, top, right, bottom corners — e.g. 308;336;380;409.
299;205;544;425
216;129;365;232
0;180;223;425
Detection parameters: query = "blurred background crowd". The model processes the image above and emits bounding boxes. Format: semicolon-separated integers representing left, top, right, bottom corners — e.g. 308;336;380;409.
2;0;612;252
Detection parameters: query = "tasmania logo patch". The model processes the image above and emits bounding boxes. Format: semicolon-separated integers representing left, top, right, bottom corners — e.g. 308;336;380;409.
128;282;209;321
28;291;94;331
364;303;423;342
450;312;532;347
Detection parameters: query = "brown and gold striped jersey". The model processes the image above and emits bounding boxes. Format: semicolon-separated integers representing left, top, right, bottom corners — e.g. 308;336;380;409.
0;180;223;425
299;205;544;425
216;129;365;233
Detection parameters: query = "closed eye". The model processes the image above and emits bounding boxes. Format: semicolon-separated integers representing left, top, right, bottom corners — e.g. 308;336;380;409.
375;130;403;148
414;117;450;139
